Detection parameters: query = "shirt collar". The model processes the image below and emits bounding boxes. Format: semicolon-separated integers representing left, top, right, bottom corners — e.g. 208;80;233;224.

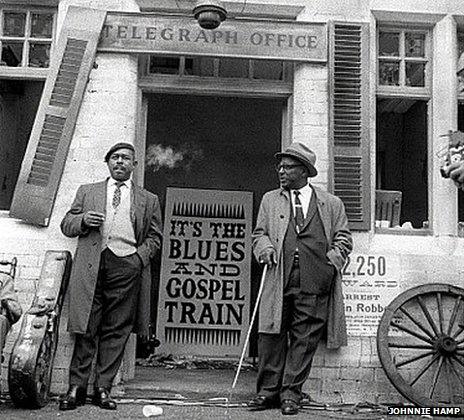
109;177;130;188
292;183;311;196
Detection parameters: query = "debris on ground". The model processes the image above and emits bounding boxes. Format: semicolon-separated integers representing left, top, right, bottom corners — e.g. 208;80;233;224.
136;353;256;371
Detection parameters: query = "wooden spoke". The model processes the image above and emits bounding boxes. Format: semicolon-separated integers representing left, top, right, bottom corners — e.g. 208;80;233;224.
417;295;440;337
447;296;462;336
455;352;464;362
410;354;439;386
389;343;433;350
447;358;464;388
399;307;435;339
453;326;464;340
429;356;444;399
391;321;433;344
437;292;444;335
443;359;453;403
451;354;464;369
396;351;435;368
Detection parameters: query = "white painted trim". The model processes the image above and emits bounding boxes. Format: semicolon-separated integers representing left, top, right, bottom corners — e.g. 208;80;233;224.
372;10;445;26
137;0;304;20
0;67;47;79
139;74;293;98
0;1;58;6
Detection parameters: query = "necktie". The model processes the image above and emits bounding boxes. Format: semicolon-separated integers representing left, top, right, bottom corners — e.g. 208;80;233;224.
112;182;124;209
293;191;305;232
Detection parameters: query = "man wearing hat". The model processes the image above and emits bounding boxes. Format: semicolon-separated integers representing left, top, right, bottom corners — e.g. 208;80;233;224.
249;142;352;415
60;143;162;411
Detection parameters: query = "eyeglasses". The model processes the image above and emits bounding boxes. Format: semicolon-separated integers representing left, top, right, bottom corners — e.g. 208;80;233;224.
275;164;304;172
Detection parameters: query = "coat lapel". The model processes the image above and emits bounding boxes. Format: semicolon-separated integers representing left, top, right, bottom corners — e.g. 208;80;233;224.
301;190;317;231
314;187;332;243
92;180;107;215
131;182;147;243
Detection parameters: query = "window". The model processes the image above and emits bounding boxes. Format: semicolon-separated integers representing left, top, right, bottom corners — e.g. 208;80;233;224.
0;9;55;68
458;32;464;100
147;55;286;80
456;32;464;229
0;80;44;210
375;27;431;233
378;28;430;92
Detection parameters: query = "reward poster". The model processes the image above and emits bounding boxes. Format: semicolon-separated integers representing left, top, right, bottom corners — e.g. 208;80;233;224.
157;188;253;356
343;254;401;335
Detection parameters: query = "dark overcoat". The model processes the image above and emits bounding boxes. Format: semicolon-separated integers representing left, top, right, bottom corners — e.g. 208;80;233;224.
60;180;162;336
252;186;352;348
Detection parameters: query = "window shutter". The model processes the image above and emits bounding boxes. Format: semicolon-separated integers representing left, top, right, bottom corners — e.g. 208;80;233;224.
328;22;370;230
9;7;106;226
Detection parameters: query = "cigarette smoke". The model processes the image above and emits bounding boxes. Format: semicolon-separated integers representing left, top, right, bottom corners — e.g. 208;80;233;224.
145;143;204;172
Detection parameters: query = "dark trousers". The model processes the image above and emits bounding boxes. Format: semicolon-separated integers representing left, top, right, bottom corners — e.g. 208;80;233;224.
69;248;141;390
256;264;329;403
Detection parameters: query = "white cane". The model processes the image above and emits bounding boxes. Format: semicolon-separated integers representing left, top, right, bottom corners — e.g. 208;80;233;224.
231;264;268;390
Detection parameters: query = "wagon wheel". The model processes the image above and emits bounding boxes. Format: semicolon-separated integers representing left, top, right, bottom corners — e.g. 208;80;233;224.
377;283;464;408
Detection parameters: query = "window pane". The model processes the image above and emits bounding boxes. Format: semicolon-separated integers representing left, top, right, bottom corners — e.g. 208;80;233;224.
252;60;283;80
29;43;51;68
379;32;399;56
219;58;249;78
459;32;464;57
379;61;399;86
405;33;425;58
3;12;26;36
149;56;180;74
31;13;53;38
406;62;425;87
1;41;23;66
188;57;215;77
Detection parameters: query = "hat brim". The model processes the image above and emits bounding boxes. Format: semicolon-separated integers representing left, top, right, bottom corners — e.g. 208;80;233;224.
275;151;318;177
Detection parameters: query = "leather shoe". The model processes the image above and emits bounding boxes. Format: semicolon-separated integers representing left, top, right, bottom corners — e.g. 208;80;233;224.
247;395;279;411
59;385;87;411
92;387;117;410
281;399;299;415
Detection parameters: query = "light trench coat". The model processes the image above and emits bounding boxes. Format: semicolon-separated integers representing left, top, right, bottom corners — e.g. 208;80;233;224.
252;186;353;348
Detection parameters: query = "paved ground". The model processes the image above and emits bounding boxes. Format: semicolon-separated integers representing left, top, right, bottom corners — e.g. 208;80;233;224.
0;365;455;419
0;399;392;420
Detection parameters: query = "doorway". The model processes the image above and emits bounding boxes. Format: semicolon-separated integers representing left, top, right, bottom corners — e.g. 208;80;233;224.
142;93;286;357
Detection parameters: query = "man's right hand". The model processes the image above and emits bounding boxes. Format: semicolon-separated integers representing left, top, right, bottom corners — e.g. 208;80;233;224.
83;211;105;228
258;248;277;267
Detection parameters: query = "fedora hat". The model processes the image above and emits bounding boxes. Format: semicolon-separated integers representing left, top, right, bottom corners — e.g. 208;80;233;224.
275;142;318;177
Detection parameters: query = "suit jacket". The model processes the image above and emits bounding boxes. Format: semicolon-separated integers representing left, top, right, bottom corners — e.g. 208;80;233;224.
252;186;352;348
60;179;163;336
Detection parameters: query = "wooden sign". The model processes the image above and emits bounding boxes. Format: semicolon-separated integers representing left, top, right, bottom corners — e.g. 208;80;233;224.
98;13;327;62
157;188;253;356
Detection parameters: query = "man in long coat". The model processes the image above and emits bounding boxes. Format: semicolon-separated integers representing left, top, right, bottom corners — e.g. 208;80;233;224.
249;142;352;415
60;142;162;411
